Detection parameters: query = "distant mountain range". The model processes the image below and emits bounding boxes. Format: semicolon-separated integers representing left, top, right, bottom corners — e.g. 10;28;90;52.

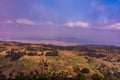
0;37;120;46
0;39;77;46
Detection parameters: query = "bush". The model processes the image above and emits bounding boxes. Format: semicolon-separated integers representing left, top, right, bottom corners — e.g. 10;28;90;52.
81;68;90;73
45;50;58;56
91;74;102;80
5;52;24;60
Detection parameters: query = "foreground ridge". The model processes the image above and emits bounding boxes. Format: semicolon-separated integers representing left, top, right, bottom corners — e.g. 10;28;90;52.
0;41;120;80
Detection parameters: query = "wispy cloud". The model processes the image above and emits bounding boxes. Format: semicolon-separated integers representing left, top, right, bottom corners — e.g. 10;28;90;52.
106;23;120;30
0;18;56;27
16;18;57;26
1;18;120;31
0;20;14;24
16;18;35;25
65;21;89;28
65;21;120;30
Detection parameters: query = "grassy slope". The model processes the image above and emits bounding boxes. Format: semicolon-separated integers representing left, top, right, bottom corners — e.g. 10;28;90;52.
0;41;120;77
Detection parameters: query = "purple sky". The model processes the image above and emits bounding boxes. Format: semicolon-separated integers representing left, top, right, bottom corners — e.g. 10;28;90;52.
0;0;120;46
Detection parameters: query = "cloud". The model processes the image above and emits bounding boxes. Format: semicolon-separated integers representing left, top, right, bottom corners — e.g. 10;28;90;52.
0;18;57;27
16;18;56;26
1;18;120;31
65;21;89;28
16;18;35;25
93;23;120;30
5;20;14;24
65;21;120;30
47;21;54;25
0;20;14;24
106;23;120;30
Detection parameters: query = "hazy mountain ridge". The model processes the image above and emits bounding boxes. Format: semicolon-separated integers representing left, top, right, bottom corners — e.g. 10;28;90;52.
0;36;120;46
0;38;77;46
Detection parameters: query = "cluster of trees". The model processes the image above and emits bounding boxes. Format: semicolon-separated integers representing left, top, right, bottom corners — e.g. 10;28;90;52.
45;49;58;56
101;46;120;53
5;47;59;61
5;50;42;60
58;46;74;50
5;49;24;60
73;66;90;75
83;53;106;58
26;45;55;52
26;46;41;51
5;51;24;61
0;70;119;80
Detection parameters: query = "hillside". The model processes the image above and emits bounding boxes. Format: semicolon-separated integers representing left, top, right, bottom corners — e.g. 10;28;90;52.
0;41;120;80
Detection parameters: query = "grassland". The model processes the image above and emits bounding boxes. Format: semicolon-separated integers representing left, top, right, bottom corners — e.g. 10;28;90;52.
0;41;120;79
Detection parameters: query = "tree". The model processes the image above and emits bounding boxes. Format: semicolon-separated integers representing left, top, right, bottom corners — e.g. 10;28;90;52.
81;68;90;73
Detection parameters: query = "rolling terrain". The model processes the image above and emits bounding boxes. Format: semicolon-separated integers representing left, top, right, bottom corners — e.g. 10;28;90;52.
0;41;120;80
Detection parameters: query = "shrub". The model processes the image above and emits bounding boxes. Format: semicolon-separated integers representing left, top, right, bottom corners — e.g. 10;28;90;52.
91;74;102;80
81;68;90;73
45;51;58;56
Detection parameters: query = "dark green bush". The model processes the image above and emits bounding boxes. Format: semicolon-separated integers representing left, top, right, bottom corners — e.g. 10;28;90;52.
81;68;90;73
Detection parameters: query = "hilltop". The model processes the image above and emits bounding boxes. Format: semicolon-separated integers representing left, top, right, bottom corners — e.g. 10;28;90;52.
0;41;120;80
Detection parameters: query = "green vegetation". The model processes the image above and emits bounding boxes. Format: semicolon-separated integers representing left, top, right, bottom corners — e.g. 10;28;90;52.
0;41;120;80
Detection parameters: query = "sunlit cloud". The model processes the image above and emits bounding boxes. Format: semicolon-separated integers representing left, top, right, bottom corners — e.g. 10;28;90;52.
16;18;35;25
0;18;57;27
106;23;120;30
16;18;57;26
1;18;120;31
65;21;89;28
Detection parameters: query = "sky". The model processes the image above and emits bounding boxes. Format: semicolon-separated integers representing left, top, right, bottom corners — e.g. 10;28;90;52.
0;0;120;46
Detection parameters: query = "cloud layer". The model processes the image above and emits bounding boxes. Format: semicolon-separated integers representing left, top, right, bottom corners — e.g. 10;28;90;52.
0;0;120;46
1;18;120;31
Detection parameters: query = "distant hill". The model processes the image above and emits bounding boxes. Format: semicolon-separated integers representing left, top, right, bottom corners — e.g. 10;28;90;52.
0;39;77;46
